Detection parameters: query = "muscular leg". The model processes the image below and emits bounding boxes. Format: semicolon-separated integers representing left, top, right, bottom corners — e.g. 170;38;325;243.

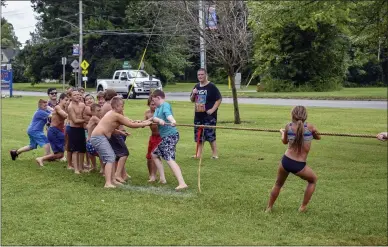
295;165;318;212
266;163;289;212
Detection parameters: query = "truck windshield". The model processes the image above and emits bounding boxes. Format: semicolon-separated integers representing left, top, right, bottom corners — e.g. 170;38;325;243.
128;71;148;78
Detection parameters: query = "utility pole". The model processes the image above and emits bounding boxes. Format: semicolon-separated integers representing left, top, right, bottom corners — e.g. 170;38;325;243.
199;0;206;70
78;0;83;88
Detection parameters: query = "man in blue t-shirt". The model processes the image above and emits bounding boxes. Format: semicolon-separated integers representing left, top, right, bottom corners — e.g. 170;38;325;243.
190;68;222;159
10;99;52;165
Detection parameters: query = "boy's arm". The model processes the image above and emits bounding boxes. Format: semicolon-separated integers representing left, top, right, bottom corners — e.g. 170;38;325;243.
166;115;176;126
68;106;85;124
118;114;151;128
55;105;68;118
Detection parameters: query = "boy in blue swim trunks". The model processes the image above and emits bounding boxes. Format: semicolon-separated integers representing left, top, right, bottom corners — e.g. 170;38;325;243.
36;93;69;166
86;103;103;172
10;99;52;164
151;90;188;191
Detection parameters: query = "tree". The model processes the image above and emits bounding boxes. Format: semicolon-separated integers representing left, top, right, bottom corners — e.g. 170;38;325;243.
161;0;251;124
1;17;21;48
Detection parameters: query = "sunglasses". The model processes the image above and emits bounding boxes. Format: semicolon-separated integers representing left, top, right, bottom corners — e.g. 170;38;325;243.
50;92;57;95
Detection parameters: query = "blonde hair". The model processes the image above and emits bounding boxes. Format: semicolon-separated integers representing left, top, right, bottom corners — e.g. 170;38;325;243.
290;106;308;153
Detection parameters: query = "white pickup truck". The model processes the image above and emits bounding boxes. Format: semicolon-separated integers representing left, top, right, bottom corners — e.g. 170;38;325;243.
96;70;162;99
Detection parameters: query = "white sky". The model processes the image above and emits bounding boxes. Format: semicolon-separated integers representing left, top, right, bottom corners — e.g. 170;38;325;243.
2;1;38;47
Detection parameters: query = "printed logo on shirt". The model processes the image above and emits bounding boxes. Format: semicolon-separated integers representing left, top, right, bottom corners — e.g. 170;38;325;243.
195;90;207;112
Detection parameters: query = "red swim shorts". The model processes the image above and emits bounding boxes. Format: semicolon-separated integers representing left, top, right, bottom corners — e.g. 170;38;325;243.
146;134;162;159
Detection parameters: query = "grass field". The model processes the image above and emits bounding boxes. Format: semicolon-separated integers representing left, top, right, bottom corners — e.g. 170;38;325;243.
1;97;387;245
11;82;387;100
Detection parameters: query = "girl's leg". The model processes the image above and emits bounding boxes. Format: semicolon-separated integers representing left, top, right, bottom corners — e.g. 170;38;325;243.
166;159;188;190
295;165;318;212
266;163;289;212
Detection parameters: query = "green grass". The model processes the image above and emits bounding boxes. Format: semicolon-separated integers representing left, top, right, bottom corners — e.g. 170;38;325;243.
12;83;95;93
13;82;387;100
1;97;387;245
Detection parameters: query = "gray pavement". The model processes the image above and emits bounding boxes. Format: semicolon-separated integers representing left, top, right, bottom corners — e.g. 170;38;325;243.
2;90;386;109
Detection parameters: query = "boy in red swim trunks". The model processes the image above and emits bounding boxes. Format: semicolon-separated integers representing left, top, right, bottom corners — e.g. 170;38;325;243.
144;96;162;182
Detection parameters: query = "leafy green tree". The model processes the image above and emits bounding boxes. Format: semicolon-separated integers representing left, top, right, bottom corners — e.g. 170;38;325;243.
1;17;21;48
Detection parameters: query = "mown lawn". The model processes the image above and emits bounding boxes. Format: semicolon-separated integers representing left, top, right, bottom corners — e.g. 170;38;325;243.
1;97;387;245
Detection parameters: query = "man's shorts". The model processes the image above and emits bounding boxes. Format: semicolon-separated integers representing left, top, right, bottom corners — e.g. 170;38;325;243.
86;140;98;156
152;132;179;161
194;114;217;143
146;134;162;159
109;134;129;161
47;126;65;153
90;136;116;164
28;131;49;149
68;127;86;153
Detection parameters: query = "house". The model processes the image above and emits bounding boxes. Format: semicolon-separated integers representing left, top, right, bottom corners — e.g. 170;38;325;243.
1;48;19;64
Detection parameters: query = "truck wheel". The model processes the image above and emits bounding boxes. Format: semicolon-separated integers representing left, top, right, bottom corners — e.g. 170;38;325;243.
97;85;104;92
128;87;137;99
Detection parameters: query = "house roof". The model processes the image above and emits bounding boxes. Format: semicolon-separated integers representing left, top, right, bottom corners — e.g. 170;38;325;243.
1;48;19;60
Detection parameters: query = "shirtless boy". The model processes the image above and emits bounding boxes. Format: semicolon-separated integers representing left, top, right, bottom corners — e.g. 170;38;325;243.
36;93;69;166
86;103;103;172
145;96;162;182
101;89;130;183
90;96;152;188
67;90;86;174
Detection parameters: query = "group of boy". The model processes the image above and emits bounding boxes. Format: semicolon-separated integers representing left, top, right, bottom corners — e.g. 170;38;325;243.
9;86;190;190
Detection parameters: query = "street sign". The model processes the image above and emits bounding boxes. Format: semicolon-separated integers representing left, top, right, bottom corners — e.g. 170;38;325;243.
82;70;88;75
82;76;88;81
71;60;79;69
61;57;67;65
123;61;130;69
72;69;79;73
72;44;80;56
80;60;89;70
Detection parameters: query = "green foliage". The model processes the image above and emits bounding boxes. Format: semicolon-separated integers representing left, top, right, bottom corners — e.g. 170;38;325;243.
249;1;353;92
1;17;21;48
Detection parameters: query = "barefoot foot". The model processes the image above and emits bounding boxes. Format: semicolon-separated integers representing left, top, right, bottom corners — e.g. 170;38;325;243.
265;207;272;213
159;179;167;184
115;176;126;183
104;183;116;188
35;158;44;167
175;184;188;191
298;205;307;213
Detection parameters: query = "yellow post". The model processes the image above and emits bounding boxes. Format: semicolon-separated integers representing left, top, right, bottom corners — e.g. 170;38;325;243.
228;76;231;89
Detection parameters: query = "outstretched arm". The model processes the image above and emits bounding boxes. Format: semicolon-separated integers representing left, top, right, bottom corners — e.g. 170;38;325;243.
118;114;151;128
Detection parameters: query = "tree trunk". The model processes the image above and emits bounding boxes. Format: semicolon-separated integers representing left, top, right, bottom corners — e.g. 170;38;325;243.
228;71;241;124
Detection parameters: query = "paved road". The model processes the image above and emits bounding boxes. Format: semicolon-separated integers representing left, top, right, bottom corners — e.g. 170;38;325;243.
2;90;387;109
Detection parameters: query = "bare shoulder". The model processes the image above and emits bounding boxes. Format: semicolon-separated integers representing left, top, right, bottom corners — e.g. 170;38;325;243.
145;109;152;117
306;122;317;132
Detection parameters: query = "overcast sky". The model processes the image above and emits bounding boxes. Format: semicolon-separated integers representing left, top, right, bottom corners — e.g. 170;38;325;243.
2;1;38;47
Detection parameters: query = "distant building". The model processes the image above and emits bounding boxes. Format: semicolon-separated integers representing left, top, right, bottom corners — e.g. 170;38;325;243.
1;48;19;64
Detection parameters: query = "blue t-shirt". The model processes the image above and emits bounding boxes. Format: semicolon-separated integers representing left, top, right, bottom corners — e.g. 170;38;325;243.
27;109;51;134
153;102;178;138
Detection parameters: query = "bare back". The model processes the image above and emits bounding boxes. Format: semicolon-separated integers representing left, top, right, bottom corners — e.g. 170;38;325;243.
145;109;159;135
284;122;319;162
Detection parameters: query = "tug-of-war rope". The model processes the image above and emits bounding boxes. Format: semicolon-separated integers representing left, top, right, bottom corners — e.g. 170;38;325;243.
157;123;378;193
